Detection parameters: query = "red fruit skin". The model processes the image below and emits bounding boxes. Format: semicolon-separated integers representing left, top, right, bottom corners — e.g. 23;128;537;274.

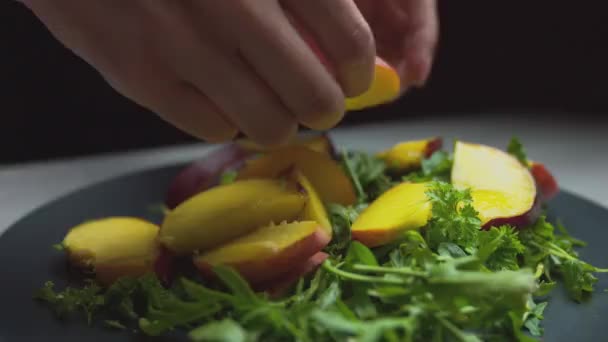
195;229;331;288
424;137;444;158
164;144;253;209
154;245;175;287
263;252;329;297
530;162;559;201
482;196;542;230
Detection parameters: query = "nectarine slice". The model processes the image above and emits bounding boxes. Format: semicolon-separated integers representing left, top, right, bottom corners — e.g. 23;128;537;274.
290;169;332;237
160;179;307;255
165;144;253;209
235;133;336;157
351;182;432;247
345;58;401;111
263;252;329;296
62;217;160;285
451;141;538;228
194;221;330;286
237;146;356;205
298;23;400;111
377;137;443;171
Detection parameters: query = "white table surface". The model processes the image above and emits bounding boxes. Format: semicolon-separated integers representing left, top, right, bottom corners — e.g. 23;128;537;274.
1;113;606;235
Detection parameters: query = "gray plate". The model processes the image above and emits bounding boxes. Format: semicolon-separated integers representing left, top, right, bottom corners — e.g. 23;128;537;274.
0;164;606;341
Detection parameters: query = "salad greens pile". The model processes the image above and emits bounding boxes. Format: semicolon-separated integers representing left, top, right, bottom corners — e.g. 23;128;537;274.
35;138;606;341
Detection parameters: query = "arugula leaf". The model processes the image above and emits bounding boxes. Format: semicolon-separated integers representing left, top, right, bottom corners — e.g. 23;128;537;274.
508;137;528;165
341;150;395;202
325;203;367;255
424;181;481;252
523;301;547;337
189;319;248;342
345;241;379;267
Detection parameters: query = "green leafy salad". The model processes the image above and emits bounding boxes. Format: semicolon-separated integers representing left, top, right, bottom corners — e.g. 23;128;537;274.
35;136;606;341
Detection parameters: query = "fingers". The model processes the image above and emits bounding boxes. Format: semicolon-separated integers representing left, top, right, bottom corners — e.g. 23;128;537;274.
282;0;376;97
397;0;439;87
106;71;238;143
148;83;239;143
158;6;297;146
201;1;346;131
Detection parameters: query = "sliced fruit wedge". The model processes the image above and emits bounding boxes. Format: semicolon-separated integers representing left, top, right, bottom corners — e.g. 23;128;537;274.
165;144;253;209
345;58;401;111
451;141;538;228
377;137;443;171
263;252;329;297
194;221;330;286
289;168;332;237
62;217;160;285
351;182;432;247
236;133;336;157
237;146;356;205
160;179;307;255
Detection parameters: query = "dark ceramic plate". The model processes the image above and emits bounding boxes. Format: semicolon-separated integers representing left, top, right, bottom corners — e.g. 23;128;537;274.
0;164;606;342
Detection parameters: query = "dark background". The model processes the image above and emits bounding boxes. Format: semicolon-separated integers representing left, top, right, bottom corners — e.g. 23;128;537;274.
2;1;607;164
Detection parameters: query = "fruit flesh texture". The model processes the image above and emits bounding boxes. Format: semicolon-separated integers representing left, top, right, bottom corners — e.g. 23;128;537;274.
291;169;333;237
194;221;330;286
352;182;432;247
62;217;160;284
237;146;356;205
297;23;400;112
160;179;307;255
451;141;537;227
377;137;443;170
345;59;401;111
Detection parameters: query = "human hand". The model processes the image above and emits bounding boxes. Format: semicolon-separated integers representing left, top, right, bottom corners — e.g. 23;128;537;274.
356;0;439;92
20;0;377;145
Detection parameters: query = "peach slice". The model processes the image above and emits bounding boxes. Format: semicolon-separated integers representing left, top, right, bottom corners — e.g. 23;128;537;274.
289;169;333;237
62;217;160;285
165;144;253;209
235;133;336;158
345;58;401;111
297;23;400;111
351;182;432;247
377;137;443;171
263;252;329;297
237;146;356;205
160;179;307;255
194;221;330;287
451;141;538;228
530;162;559;201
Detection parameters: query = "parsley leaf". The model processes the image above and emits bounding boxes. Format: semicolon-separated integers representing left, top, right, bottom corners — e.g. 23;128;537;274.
35;280;104;324
507;137;528;165
520;216;608;302
478;226;525;271
424;181;481;252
